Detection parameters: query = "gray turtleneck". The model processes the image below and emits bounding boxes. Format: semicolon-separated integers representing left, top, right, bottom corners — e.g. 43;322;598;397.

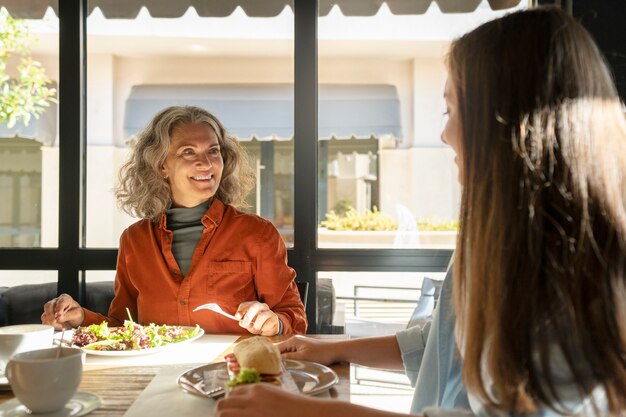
166;199;211;277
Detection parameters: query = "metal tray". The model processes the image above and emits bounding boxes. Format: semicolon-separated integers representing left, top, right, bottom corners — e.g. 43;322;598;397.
177;359;338;398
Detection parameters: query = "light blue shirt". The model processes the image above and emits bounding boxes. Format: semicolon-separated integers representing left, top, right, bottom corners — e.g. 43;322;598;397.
395;266;471;415
397;265;608;417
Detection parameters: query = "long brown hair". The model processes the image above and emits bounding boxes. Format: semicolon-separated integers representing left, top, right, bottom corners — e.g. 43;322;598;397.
449;6;626;414
116;106;254;221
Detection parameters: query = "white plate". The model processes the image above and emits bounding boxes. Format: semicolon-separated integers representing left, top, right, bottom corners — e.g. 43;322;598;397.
78;327;204;357
177;359;338;398
0;391;101;417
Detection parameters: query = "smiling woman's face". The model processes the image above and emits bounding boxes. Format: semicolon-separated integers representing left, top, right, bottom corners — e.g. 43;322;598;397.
441;77;464;185
161;123;224;208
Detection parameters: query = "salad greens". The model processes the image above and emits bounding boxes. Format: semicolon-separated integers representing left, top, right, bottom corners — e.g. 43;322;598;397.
72;320;201;351
226;368;262;387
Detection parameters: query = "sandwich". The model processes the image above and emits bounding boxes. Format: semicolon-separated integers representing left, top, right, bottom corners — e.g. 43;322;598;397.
224;337;283;387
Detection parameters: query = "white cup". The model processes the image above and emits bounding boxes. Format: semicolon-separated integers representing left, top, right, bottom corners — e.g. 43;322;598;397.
6;347;85;414
0;324;54;376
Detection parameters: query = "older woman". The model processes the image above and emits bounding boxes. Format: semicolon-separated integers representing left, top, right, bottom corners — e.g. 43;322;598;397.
42;106;307;336
217;6;626;417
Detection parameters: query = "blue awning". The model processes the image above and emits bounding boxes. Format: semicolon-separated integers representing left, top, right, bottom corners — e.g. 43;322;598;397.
123;84;402;141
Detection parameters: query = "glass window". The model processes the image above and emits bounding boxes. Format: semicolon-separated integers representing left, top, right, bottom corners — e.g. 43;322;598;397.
241;140;294;246
84;5;295;247
349;362;414;413
317;2;526;249
0;270;57;287
84;270;116;284
317;270;446;336
0;8;59;248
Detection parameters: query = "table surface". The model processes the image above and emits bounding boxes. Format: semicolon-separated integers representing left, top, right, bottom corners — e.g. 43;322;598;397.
0;334;350;417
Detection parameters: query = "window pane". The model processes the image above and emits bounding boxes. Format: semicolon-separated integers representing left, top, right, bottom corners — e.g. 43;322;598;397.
84;270;115;284
317;1;525;249
240;140;294;246
85;5;295;248
0;270;57;287
349;363;413;413
317;270;446;336
0;9;59;248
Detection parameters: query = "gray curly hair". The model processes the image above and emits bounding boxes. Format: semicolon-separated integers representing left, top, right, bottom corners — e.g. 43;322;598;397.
115;106;255;221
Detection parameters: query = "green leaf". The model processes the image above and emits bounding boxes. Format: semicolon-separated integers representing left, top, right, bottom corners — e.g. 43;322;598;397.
0;9;56;127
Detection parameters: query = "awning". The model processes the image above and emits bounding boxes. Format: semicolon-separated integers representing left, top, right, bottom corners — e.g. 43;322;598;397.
0;102;57;147
123;84;402;141
2;0;523;19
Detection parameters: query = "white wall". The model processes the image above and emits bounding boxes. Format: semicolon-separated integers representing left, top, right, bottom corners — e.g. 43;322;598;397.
87;54;114;146
380;148;460;221
412;57;447;147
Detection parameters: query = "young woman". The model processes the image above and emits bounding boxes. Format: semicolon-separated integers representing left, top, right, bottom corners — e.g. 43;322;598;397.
42;106;307;336
216;6;626;417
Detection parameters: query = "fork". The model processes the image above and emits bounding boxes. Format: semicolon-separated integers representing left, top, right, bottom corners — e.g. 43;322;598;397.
179;379;225;399
205;386;226;399
192;303;239;321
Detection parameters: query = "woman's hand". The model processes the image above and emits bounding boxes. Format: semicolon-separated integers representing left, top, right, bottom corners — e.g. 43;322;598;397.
41;294;85;330
277;335;339;366
216;383;324;417
236;301;281;336
216;383;413;417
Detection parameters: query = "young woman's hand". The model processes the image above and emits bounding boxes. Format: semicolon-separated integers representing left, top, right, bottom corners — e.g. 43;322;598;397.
277;335;340;365
216;383;415;417
235;301;281;336
41;294;85;330
216;383;312;417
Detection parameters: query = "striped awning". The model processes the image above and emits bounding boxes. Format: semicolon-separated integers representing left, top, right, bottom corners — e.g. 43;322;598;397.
2;0;523;19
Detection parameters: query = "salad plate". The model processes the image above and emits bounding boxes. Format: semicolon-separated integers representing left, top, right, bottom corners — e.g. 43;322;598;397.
60;324;204;357
177;359;338;398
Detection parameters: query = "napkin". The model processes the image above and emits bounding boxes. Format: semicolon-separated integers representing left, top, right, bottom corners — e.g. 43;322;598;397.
123;365;331;417
124;366;216;417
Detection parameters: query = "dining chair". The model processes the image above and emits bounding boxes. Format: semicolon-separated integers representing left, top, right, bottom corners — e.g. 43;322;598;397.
296;281;309;307
406;277;443;329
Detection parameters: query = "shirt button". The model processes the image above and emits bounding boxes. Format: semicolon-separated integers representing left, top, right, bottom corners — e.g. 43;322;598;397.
165;235;170;241
180;300;186;305
172;269;179;275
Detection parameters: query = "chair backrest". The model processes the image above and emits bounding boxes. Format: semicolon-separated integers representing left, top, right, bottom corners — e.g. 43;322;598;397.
0;281;115;326
0;282;57;326
406;277;443;328
296;281;309;307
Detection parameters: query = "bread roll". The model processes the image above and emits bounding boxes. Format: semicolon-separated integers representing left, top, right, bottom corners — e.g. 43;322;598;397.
233;337;282;375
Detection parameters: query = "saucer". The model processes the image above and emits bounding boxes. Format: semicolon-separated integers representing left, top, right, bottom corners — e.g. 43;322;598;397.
0;392;101;417
0;376;9;391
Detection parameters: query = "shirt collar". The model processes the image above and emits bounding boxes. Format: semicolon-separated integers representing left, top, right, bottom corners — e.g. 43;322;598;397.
157;197;225;230
201;198;225;227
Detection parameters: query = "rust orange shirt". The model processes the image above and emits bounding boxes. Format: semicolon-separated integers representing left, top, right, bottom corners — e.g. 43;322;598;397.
82;199;307;334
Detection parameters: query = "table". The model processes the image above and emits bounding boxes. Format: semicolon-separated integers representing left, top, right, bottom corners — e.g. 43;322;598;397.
0;334;350;417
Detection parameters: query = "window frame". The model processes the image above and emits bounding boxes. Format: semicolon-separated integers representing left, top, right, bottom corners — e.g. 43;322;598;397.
0;0;452;332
